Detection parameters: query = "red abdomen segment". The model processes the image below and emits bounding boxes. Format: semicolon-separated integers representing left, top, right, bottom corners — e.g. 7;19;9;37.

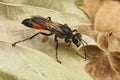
32;22;47;30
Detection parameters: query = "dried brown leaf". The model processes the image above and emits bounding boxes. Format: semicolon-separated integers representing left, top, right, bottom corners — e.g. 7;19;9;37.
78;45;120;80
95;0;120;32
80;0;102;23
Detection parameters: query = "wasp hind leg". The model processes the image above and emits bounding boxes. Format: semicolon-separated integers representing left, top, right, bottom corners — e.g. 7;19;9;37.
12;32;53;46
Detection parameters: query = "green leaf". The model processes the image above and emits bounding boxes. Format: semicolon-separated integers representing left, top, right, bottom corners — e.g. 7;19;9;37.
0;41;88;80
0;40;94;80
0;0;94;80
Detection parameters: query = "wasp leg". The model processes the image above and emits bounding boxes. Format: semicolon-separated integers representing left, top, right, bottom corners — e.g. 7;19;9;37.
46;17;51;21
64;38;71;47
12;32;53;46
72;29;78;33
54;35;62;64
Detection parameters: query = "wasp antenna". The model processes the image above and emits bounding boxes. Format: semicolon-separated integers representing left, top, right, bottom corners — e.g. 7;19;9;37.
81;38;88;46
81;41;87;60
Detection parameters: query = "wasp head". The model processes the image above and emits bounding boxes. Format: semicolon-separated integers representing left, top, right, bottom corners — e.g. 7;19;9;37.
21;18;32;27
72;33;82;47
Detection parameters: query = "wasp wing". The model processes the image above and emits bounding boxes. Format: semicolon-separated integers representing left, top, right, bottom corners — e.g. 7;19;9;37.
31;16;61;28
31;16;64;35
52;24;64;35
31;16;48;27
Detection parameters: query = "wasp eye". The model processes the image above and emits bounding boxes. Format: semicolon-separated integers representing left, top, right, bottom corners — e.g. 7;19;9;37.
72;33;82;47
21;18;32;27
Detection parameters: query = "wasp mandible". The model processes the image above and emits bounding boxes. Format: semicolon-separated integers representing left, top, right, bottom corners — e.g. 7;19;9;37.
12;16;87;64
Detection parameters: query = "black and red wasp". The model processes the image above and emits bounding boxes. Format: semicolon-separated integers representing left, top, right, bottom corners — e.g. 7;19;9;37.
12;16;88;64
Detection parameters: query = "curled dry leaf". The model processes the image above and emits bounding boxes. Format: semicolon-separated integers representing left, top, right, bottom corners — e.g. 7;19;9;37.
94;0;120;32
77;25;120;52
80;0;102;23
77;1;120;80
78;45;120;80
80;0;120;32
97;32;120;52
77;0;120;51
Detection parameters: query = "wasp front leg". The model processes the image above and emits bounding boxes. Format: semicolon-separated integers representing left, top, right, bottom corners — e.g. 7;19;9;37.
64;38;71;47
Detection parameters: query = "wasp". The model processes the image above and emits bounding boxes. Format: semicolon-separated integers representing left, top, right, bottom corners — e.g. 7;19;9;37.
12;16;88;64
